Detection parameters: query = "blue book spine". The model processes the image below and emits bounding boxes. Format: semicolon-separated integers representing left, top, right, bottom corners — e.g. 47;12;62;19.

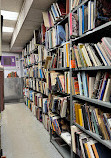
82;5;84;34
97;45;108;65
82;72;88;97
99;80;107;100
39;69;43;78
51;5;58;19
56;77;63;92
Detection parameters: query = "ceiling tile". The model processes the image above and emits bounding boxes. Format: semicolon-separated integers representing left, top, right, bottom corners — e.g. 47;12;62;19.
3;19;16;28
22;20;41;30
26;8;43;22
1;0;24;12
32;0;55;10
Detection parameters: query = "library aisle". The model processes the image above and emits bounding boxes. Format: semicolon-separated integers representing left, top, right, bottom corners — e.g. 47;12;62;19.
1;103;62;158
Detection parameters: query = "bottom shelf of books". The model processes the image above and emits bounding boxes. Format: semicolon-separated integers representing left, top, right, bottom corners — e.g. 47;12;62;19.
71;125;111;158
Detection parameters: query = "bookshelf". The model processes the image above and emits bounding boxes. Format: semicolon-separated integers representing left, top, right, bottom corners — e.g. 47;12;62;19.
70;0;111;157
22;0;111;157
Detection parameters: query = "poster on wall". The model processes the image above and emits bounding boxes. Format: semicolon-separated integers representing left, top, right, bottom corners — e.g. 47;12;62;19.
1;56;16;66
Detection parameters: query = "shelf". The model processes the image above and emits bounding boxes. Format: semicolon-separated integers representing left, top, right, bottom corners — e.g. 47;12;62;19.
26;97;33;102
72;95;111;109
51;139;71;158
53;91;70;97
47;41;70;52
30;48;38;54
53;131;71;147
71;0;89;13
72;66;111;72
73;122;111;149
71;21;111;43
47;14;69;31
49;67;69;72
28;87;48;97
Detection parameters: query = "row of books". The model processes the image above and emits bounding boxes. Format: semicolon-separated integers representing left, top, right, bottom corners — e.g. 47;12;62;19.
23;45;47;64
73;71;111;102
73;101;111;140
50;72;71;94
24;89;48;113
50;96;70;119
47;43;70;69
22;25;46;57
42;114;50;131
42;0;68;28
49;113;70;136
24;67;46;79
70;0;111;37
71;125;111;158
25;96;44;122
25;97;34;111
23;54;38;66
24;88;34;101
45;25;66;50
71;37;111;68
70;1;95;36
36;107;42;122
70;0;83;11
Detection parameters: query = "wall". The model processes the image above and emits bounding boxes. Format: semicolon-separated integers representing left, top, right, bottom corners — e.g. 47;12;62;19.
2;52;23;78
0;3;1;57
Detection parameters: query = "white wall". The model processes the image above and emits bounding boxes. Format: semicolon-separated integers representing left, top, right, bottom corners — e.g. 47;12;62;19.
2;52;23;78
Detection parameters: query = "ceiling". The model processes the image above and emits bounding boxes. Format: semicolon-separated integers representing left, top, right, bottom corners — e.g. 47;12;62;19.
1;0;55;53
1;0;24;44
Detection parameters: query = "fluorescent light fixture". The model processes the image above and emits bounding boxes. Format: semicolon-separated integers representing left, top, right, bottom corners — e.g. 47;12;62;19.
3;27;14;33
1;10;18;21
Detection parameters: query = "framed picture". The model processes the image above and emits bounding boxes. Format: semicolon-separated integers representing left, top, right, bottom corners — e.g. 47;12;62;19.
1;56;16;66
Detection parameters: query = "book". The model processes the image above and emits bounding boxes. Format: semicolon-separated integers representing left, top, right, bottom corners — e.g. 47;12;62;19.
95;0;111;27
103;79;111;102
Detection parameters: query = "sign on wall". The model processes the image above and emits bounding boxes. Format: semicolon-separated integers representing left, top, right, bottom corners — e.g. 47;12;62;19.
1;56;16;66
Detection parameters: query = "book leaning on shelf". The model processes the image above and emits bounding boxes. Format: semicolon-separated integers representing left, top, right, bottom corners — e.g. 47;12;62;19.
71;125;111;158
73;101;111;140
70;37;111;68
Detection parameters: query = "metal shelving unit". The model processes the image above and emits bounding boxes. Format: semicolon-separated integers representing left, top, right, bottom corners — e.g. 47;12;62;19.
70;5;111;158
22;0;111;157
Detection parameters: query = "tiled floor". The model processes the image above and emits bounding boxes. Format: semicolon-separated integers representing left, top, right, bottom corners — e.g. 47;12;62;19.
1;103;63;158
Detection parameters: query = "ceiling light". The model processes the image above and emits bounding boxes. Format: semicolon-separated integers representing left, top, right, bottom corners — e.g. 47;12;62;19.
3;27;14;33
1;10;18;21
